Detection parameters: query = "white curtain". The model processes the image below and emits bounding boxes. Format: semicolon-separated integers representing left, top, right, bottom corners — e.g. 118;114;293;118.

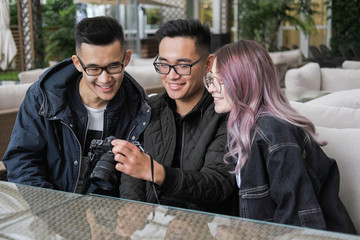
0;0;17;71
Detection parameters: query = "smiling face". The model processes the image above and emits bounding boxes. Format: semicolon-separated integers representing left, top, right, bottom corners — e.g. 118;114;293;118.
72;40;131;109
208;59;233;113
158;37;211;115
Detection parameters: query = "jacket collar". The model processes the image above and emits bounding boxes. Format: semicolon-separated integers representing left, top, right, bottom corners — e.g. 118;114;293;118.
163;89;213;119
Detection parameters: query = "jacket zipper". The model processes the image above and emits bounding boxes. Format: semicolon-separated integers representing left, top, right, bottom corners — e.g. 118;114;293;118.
179;121;186;169
61;120;83;193
83;114;90;153
101;108;107;139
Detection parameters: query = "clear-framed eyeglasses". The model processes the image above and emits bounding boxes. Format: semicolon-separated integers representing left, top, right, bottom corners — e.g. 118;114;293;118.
77;53;126;76
203;71;223;93
153;54;209;76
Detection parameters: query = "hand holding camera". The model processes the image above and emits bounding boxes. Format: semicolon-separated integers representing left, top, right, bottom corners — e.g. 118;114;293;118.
111;139;165;186
88;136;152;191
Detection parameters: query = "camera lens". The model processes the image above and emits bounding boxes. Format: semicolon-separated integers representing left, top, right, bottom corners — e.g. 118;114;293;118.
90;151;118;191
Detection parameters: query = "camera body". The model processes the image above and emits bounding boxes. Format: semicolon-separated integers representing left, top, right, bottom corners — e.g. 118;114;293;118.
89;136;117;191
88;136;146;191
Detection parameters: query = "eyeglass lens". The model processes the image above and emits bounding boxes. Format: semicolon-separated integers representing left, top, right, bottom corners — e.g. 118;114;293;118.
154;63;191;76
86;64;123;76
78;54;126;76
153;54;208;76
204;72;222;92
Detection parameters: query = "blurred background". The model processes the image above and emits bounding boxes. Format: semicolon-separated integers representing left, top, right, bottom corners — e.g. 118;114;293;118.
1;0;359;82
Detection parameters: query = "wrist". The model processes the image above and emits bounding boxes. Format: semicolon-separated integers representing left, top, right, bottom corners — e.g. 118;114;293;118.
153;161;165;185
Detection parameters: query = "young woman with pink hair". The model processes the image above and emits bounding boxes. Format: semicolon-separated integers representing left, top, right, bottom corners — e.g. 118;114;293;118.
204;40;357;234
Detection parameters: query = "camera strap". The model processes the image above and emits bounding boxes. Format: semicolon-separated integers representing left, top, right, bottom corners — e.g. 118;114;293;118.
149;154;160;205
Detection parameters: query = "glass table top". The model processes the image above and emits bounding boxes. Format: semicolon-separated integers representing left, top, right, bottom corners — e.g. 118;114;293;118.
0;181;358;239
0;181;81;229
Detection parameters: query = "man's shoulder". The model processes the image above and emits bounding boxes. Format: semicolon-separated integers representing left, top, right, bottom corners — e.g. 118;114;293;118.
147;93;170;109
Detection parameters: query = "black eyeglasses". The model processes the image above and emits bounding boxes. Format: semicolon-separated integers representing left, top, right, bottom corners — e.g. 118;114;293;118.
153;54;209;76
203;71;223;93
77;53;126;76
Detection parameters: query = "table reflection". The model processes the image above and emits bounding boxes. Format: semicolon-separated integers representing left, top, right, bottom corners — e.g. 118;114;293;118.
0;181;358;239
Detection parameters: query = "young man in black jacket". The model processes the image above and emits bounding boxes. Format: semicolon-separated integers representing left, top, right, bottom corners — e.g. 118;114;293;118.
111;19;237;215
3;16;150;196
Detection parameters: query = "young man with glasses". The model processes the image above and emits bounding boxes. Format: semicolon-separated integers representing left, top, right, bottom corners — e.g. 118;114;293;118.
3;16;150;196
111;19;237;215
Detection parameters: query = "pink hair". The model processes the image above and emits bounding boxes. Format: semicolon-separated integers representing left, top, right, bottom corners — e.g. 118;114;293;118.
214;40;325;174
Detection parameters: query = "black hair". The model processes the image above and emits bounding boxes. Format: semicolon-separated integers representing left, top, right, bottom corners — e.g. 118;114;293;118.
75;16;125;53
155;19;211;54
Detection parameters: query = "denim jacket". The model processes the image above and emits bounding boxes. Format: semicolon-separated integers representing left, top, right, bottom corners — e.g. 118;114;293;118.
238;115;357;234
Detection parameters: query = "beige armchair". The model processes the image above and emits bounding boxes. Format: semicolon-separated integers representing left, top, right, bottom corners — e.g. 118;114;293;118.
0;83;32;180
0;108;18;180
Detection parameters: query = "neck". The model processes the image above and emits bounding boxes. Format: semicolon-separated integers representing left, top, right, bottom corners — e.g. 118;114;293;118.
79;78;108;109
175;92;204;117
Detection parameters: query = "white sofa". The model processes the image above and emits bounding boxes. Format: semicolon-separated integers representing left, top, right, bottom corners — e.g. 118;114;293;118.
285;62;360;93
342;60;360;69
268;49;303;88
125;57;163;94
290;88;360;232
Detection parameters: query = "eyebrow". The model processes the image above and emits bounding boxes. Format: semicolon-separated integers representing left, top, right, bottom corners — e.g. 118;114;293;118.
84;61;122;67
158;56;192;63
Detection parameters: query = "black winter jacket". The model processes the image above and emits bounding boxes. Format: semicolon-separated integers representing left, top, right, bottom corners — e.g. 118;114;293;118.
3;58;151;195
120;90;237;215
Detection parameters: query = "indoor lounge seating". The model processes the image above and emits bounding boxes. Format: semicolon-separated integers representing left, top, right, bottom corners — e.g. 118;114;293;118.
268;49;304;88
0;83;32;180
290;88;360;232
285;62;360;93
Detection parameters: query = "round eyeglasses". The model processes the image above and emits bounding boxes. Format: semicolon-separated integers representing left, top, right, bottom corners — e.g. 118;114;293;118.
203;71;223;93
77;53;126;76
153;54;209;76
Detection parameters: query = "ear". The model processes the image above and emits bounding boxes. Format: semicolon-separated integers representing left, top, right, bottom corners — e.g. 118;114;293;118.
205;54;215;72
72;55;83;73
124;49;132;67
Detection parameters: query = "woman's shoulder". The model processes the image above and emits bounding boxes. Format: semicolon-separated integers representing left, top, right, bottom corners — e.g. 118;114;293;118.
256;115;296;130
255;115;305;147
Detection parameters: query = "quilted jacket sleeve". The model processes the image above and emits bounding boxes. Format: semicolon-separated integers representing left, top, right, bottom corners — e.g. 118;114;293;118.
157;113;235;206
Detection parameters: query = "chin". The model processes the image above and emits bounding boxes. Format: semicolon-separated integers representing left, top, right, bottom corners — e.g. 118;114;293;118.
215;105;231;114
214;106;224;114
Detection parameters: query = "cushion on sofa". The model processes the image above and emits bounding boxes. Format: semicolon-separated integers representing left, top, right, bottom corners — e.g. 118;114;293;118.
0;83;32;110
320;68;360;91
342;60;360;69
306;89;360;108
125;65;161;88
269;49;302;65
285;62;321;92
128;57;155;67
290;101;360;128
18;68;49;84
316;126;360;231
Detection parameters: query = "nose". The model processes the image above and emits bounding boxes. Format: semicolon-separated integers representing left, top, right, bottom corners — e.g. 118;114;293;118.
167;67;181;79
97;69;112;83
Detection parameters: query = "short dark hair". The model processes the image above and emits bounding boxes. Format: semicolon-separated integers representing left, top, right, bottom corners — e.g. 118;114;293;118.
75;16;125;53
155;19;211;54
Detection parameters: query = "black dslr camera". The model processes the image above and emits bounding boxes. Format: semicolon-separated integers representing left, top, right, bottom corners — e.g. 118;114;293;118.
89;136;117;191
88;136;146;191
